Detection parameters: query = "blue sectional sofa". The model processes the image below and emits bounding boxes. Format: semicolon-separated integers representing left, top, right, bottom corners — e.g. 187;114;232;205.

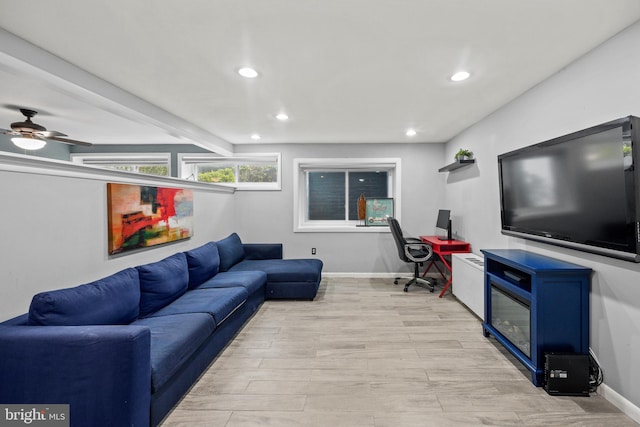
0;233;323;427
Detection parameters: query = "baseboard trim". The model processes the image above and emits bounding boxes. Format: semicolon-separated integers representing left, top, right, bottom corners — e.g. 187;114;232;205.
322;272;442;279
598;383;640;424
323;272;403;278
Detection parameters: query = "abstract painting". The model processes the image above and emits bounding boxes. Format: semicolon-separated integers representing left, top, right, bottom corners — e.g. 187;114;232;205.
107;183;194;254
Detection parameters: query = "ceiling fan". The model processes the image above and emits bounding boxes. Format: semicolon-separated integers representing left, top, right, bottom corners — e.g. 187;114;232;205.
2;108;92;150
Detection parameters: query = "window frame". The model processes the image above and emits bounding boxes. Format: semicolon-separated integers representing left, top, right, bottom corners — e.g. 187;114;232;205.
178;152;281;190
293;158;401;232
70;152;171;177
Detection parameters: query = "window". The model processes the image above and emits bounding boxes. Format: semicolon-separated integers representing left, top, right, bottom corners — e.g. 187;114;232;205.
179;153;281;190
70;153;170;177
294;158;401;232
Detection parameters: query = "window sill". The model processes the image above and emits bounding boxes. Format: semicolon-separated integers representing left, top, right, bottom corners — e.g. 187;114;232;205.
294;224;391;233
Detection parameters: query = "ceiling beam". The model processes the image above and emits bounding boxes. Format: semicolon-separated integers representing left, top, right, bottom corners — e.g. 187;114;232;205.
0;28;233;156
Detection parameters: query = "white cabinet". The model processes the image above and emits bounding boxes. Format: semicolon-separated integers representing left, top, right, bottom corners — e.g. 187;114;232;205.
451;253;484;319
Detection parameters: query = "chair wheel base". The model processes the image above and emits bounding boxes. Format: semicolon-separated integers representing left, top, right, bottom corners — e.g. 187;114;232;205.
402;278;436;294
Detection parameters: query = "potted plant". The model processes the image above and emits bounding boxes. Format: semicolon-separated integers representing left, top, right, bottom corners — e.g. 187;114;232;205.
455;148;474;161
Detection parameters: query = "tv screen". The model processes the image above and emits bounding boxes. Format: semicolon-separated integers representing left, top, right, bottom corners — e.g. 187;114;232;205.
498;116;640;262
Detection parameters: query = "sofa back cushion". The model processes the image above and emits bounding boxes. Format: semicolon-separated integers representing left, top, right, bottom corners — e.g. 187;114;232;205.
28;268;141;326
217;233;245;272
185;242;220;289
137;252;189;317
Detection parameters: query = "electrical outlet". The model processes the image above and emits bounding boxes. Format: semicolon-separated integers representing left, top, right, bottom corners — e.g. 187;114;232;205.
311;248;316;255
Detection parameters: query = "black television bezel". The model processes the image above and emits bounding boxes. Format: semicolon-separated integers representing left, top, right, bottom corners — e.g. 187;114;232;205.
498;115;640;263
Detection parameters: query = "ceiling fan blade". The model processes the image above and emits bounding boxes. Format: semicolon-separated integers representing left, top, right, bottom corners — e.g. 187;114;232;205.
49;136;93;147
38;130;67;138
1;128;18;135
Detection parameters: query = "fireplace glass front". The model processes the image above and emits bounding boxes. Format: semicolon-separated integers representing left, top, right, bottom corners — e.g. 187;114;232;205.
490;282;531;358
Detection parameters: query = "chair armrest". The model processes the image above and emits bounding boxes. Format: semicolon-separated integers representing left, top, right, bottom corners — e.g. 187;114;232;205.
243;243;283;260
0;324;151;427
404;243;433;263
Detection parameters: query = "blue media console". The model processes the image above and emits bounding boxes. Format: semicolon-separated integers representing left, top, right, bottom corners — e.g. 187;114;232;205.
481;249;591;386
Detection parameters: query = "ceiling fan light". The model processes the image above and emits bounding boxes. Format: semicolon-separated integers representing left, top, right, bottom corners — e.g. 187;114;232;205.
12;136;47;150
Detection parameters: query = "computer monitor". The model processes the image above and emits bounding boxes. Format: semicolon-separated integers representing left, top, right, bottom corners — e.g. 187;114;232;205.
436;209;452;241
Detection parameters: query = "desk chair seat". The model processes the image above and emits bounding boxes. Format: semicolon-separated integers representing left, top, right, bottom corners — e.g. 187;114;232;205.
388;217;435;292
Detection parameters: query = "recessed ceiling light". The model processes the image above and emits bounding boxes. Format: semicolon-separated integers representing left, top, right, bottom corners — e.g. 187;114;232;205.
406;129;417;137
238;67;258;78
451;71;470;82
250;134;261;140
276;113;289;121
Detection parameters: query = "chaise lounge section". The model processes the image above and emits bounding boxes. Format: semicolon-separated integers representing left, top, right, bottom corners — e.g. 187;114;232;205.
217;233;323;300
0;234;323;427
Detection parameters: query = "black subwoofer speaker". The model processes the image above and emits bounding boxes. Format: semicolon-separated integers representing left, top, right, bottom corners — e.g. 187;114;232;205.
544;352;590;396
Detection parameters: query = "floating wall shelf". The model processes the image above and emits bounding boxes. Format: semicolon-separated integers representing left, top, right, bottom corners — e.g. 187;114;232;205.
438;159;475;172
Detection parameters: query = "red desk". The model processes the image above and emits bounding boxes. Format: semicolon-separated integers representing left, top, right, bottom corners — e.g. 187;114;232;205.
419;236;471;298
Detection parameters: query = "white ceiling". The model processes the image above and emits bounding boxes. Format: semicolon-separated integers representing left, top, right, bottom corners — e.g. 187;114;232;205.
1;0;640;154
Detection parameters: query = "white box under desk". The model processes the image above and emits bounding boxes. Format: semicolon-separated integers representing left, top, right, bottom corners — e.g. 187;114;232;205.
451;253;484;320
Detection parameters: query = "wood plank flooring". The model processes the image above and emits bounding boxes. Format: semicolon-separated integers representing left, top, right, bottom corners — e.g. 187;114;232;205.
161;277;638;426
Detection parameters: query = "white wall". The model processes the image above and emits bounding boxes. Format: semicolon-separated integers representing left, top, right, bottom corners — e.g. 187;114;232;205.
444;21;640;414
233;142;446;274
0;159;236;321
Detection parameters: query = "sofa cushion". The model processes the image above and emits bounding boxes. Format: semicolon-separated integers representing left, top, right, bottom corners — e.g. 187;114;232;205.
199;270;267;296
229;259;323;283
217;233;245;272
28;268;140;326
185;242;220;289
131;313;215;393
148;287;248;326
137;253;189;317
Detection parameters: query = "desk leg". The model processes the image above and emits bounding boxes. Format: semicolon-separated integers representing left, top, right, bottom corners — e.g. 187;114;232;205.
422;258;447;281
438;255;453;298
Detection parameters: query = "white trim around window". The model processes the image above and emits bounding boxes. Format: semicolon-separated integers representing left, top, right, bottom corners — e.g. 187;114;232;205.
178;152;281;190
293;157;401;232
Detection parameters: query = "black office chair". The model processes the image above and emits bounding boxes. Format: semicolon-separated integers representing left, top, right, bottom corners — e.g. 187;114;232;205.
388;217;435;292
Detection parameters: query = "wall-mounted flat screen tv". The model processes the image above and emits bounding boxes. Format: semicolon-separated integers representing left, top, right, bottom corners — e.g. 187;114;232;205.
498;116;640;262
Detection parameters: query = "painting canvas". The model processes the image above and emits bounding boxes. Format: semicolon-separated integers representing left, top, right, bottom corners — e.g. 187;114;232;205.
365;198;394;226
107;183;194;254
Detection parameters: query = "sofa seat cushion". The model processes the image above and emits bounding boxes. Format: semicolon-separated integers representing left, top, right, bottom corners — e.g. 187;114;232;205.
229;259;323;283
137;253;189;317
198;271;267;296
217;233;245;272
28;268;140;326
131;313;215;393
147;287;248;327
184;242;220;289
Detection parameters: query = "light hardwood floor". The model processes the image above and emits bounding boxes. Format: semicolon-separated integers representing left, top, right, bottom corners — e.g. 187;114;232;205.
161;277;638;426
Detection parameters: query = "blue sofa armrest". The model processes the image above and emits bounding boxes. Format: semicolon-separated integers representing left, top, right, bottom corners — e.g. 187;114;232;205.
0;324;151;427
243;243;283;260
